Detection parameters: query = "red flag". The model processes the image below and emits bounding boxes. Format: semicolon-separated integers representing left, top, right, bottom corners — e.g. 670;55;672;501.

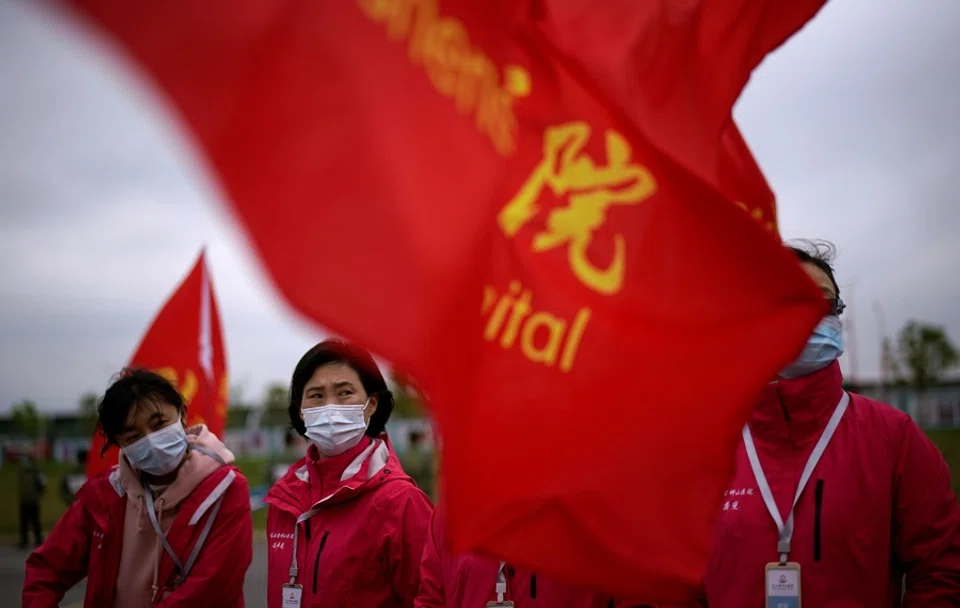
85;250;228;478
718;121;780;233
62;1;825;600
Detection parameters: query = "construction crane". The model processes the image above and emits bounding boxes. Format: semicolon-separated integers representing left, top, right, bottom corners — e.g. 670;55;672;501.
874;301;891;402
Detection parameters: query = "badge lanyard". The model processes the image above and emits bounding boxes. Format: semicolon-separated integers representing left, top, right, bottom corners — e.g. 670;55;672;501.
140;445;228;588
288;507;323;584
485;561;514;607
742;391;849;565
284;476;359;600
142;480;225;587
496;561;507;602
280;507;325;608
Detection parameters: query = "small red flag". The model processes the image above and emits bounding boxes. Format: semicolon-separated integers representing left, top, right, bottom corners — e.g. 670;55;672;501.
85;250;228;478
61;1;825;600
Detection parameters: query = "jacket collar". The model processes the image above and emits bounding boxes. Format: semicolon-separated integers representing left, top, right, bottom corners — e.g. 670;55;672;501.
76;470;126;532
749;360;845;448
266;434;405;515
78;464;235;533
302;436;375;500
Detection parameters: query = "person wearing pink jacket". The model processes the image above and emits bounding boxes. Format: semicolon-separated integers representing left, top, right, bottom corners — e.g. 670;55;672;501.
695;241;960;607
23;369;252;607
264;339;434;607
416;500;659;607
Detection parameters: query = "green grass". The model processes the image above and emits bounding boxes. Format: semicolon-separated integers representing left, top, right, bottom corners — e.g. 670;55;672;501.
234;457;269;488
0;458;275;538
925;428;960;499
235;457;270;530
4;429;960;537
0;462;74;539
252;506;268;529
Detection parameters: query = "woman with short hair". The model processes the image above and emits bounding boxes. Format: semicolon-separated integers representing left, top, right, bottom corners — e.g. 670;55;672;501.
23;368;252;607
265;339;433;607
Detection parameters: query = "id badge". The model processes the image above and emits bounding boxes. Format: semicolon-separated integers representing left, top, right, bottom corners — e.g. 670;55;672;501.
765;562;801;608
486;603;515;607
281;583;303;608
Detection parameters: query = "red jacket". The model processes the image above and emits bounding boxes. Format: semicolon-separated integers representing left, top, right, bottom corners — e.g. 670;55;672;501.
416;507;653;608
22;464;252;607
265;435;434;607
701;361;960;607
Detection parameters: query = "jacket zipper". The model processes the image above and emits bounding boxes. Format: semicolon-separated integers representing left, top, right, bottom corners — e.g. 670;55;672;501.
530;573;537;598
312;531;330;594
776;384;791;421
813;479;824;562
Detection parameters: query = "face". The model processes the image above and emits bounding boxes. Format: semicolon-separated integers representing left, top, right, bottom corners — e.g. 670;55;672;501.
299;362;378;424
801;262;839;316
116;400;183;448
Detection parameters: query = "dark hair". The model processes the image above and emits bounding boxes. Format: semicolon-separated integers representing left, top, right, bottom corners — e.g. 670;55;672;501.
96;368;186;455
787;239;845;315
288;340;394;438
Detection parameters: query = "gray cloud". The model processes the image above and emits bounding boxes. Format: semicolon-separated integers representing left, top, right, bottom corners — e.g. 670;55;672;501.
0;0;324;410
735;0;960;380
1;0;958;411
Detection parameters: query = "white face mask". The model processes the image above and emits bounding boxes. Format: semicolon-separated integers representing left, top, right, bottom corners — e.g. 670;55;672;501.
122;420;189;476
302;401;370;456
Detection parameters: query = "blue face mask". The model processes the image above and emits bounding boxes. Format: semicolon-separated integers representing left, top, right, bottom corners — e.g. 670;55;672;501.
779;316;844;380
122;420;189;476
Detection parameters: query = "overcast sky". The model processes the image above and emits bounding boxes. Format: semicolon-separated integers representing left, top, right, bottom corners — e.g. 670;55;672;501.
1;0;958;413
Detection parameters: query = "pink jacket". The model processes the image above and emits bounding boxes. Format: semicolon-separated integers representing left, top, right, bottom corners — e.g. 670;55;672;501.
416;506;652;607
113;424;240;607
265;435;434;607
23;425;252;607
700;362;960;607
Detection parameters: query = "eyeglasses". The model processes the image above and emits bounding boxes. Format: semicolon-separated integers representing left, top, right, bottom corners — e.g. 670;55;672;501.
828;296;846;316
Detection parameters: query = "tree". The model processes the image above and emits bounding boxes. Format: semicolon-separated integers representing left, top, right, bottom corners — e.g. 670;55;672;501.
229;383;247;408
262;383;290;412
390;371;425;418
894;321;959;392
881;337;901;384
78;392;100;435
11;400;42;440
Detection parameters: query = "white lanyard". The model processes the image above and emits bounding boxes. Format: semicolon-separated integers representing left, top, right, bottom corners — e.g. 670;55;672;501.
284;443;379;584
140;446;227;586
142;480;225;587
288;507;324;584
742;391;849;564
286;485;357;584
495;560;507;603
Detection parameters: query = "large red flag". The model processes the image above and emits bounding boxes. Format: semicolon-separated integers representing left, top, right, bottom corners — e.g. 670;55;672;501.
62;1;826;600
86;250;228;478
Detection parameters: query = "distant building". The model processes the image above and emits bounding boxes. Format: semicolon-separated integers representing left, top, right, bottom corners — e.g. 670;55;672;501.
0;411;90;464
847;379;960;429
16;380;954;462
221;406;432;458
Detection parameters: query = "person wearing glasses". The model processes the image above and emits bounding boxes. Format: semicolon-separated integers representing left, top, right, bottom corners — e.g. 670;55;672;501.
694;241;960;607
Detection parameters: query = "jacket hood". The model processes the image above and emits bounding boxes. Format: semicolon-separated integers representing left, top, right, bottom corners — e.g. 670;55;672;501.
750;360;845;447
116;423;235;509
266;434;410;515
